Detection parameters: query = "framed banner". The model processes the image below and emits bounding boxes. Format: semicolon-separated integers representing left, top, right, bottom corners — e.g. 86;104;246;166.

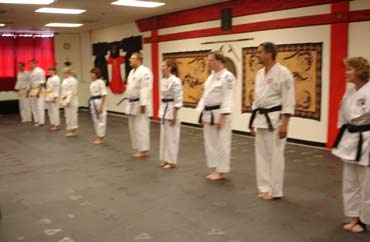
242;43;322;120
163;50;211;108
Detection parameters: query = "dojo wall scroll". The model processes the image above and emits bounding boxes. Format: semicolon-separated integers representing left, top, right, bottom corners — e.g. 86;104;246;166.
163;50;211;108
242;43;322;120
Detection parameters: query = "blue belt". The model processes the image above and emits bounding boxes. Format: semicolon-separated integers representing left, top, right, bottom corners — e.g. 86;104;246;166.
89;95;102;120
161;98;174;125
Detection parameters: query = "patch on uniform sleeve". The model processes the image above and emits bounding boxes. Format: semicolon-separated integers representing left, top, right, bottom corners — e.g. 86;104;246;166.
227;78;233;90
143;74;151;87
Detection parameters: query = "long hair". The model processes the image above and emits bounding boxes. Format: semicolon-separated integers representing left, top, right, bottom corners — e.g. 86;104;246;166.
164;59;178;76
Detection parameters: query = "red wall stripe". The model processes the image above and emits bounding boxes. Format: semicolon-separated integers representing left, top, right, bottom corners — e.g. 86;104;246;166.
136;0;346;32
327;1;349;148
151;30;160;121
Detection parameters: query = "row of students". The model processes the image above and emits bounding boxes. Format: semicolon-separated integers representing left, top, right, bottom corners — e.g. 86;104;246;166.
123;48;370;233
14;46;370;233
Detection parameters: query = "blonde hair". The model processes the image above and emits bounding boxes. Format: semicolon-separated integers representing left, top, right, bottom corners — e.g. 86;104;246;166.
344;57;370;81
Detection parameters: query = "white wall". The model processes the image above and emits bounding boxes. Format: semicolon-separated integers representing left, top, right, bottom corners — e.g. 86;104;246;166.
79;23;151;111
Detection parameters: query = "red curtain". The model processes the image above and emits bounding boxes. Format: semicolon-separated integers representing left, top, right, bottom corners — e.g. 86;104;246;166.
0;35;55;92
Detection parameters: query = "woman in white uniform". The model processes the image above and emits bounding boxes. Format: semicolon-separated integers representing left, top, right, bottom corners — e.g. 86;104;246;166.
158;60;183;169
60;68;79;137
332;57;370;233
45;66;61;131
89;68;107;144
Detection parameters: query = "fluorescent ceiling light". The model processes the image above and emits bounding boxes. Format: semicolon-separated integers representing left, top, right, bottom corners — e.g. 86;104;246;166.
45;23;83;28
36;7;86;14
0;23;5;27
0;0;54;4
111;0;165;8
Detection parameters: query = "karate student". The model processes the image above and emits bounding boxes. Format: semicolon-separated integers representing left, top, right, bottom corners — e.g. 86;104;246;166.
332;57;370;233
60;67;79;137
125;52;153;158
29;59;46;127
45;66;61;131
14;62;31;123
89;68;107;144
196;51;235;181
249;42;295;200
159;59;183;169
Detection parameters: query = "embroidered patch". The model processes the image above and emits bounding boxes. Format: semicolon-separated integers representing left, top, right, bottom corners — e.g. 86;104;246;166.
266;78;273;85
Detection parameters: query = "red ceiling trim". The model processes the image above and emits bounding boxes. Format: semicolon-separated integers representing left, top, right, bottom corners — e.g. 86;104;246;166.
136;0;347;32
143;9;370;44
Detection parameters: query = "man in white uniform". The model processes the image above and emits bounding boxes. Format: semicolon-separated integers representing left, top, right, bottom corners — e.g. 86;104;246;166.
125;52;153;158
29;59;46;127
332;56;370;233
14;62;31;123
249;42;295;200
196;51;235;181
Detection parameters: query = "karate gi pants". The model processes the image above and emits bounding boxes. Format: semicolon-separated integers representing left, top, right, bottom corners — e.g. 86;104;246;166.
203;118;232;173
255;128;286;197
64;105;78;131
160;119;180;164
91;111;107;138
46;102;60;126
30;96;45;125
19;96;31;122
128;114;150;152
343;162;370;224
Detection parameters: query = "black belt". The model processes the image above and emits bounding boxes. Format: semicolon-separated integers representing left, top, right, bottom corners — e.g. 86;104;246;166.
129;98;140;103
199;105;221;125
248;105;282;131
161;98;174;124
333;124;370;162
162;98;174;103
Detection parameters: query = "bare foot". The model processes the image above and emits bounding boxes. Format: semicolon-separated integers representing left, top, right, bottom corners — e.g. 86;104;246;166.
33;123;40;127
65;131;77;137
160;162;168;167
49;126;60;131
93;139;104;145
350;224;365;233
132;151;148;158
343;219;358;231
261;194;282;200
257;192;268;198
206;172;225;181
163;163;176;169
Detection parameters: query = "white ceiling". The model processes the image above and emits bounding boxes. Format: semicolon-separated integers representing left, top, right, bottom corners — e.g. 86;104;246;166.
0;0;228;33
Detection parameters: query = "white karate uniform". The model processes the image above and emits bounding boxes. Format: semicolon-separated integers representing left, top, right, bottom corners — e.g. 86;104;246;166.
45;75;61;126
158;74;183;164
196;68;235;173
332;81;370;224
89;79;107;138
125;65;153;152
30;67;46;124
15;71;31;122
251;63;295;197
60;77;79;131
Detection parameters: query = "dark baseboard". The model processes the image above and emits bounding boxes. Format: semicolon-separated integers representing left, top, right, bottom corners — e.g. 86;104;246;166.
0;100;19;114
181;122;326;148
81;111;327;148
